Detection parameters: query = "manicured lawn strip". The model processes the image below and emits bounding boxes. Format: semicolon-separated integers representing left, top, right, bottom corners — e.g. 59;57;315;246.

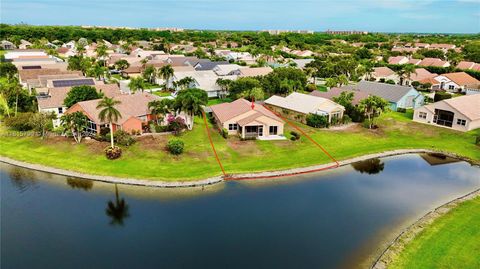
389;196;480;269
207;98;233;106
1;112;479;181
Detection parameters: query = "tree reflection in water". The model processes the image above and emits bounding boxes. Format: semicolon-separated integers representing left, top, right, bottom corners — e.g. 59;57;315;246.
351;158;385;174
66;177;94;191
8;166;37;192
105;184;130;226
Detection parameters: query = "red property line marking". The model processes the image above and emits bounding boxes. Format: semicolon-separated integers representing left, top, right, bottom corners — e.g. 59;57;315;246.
202;105;340;181
202;111;227;177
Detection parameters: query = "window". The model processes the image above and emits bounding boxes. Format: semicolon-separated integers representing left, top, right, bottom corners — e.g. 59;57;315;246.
457;119;466;126
448;85;455;90
418;112;427;119
58;107;63;114
228;123;238;131
269;126;278;135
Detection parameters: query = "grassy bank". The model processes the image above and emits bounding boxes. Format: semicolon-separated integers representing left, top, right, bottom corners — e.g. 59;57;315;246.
389;196;480;269
1;111;479;181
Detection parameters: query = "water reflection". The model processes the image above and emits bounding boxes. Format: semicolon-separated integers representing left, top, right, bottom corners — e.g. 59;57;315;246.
420;153;461;166
105;184;130;226
8;166;37;192
66;177;94;191
351;158;385;174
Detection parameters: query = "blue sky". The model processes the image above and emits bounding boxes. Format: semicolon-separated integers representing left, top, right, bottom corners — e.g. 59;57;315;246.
1;0;479;33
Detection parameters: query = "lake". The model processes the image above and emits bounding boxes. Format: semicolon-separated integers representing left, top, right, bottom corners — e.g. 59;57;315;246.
1;154;479;269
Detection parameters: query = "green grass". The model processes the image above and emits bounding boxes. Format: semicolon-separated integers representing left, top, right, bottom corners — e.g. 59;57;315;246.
389;196;480;269
316;85;328;92
152;91;172;97
207;97;233;106
1;112;479;181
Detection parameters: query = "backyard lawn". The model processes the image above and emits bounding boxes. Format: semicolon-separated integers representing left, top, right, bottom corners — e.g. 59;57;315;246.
389;196;480;269
1;111;479;181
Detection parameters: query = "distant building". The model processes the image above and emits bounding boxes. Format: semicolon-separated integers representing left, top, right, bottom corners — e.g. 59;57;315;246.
261;30;314;35
325;30;368;35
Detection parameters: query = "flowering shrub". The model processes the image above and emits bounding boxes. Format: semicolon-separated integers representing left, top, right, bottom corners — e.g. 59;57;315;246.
105;146;122;160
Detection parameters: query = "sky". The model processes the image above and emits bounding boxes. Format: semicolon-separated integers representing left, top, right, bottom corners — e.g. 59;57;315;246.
1;0;479;33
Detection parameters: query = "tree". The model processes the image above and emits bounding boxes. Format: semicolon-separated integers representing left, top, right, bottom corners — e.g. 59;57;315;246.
87;63;107;81
142;65;156;84
241;87;264;101
358;95;390;129
216;78;233;98
105;184;129;226
0;93;10;117
148;98;173;123
325;77;338;88
463;42;480;63
418;48;445;59
174;88;208;130
177;76;194;90
30;112;54;139
158;65;174;89
63;85;101;108
96;97;122;148
60;111;88;143
0;62;18;79
95;43;108;65
351;158;385;174
337;74;349;87
114;59;130;71
397;64;417;85
128;77;145;93
355;47;373;59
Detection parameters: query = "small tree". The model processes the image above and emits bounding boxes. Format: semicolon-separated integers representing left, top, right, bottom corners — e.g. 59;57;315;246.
60;111;88;143
30;112;54;139
114;59;130;71
358;96;390;129
64;85;101;108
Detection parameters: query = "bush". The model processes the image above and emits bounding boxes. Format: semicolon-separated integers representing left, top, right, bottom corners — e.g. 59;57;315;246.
221;128;228;139
342;115;352;124
167;139;184;155
434;92;452;102
386;79;396;85
104;146;122;160
476;136;480;146
167;115;187;135
306;83;317;92
306;114;329;128
411;81;420;88
113;130;136;146
4;112;35;131
290;131;301;141
397;108;407;113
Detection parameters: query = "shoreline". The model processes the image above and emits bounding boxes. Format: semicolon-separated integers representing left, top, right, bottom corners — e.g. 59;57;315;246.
371;188;480;269
0;148;476;188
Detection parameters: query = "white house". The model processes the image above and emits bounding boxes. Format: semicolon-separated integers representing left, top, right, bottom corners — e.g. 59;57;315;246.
169;70;236;98
433;72;480;93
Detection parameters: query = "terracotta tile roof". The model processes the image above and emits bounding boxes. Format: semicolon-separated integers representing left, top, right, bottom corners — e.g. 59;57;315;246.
419;77;440;85
37;84;122;109
68;92;159;125
388;56;407;65
443;94;480;121
441;72;480;86
457;61;476;70
18;69;83;82
409;68;436;81
418;58;449;67
210;98;281;124
408;59;422;65
238;67;273;77
373;67;395;77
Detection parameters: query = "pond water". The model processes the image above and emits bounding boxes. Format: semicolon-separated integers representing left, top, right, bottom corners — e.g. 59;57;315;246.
1;154;479;269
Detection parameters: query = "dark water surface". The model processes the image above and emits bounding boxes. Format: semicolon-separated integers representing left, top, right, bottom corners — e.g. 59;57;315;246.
1;154;479;269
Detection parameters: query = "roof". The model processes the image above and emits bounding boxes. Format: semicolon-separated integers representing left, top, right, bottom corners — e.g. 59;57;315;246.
18;69;82;82
426;94;480;121
210;98;281;124
194;61;229;71
388;56;407;65
408;59;422;65
373;67;395;77
457;61;476;70
213;64;242;76
419;77;440;85
409;68;436;81
418;58;449;67
342;81;416;103
238;67;273;77
38;84;122;109
439;72;480;86
291;59;314;69
310;88;369;105
69;92;159;125
265;92;344;115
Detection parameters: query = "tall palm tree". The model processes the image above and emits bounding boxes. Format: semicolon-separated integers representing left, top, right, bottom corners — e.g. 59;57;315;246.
216;78;232;98
396;64;417;85
158;65;174;89
95;43;108;66
364;63;375;81
174;88;208;130
142;65;156;84
105;184;129;226
148;98;173;123
177;76;194;90
96;97;122;148
128;77;145;93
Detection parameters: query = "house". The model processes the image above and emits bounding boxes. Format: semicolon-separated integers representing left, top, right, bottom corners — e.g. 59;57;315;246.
388;56;409;65
290;59;314;69
19;40;32;50
429;43;456;52
408;58;422;65
66;92;159;135
370;67;399;83
4;49;48;60
213;64;242;76
341;81;424;111
1;40;16;50
433;72;480;93
224;52;257;65
18;69;83;89
62;41;76;50
457;61;480;71
413;94;480;132
265;92;345;124
418;58;450;67
234;67;273;77
310;87;369;105
37;84;121;127
168;70;229;97
210;98;284;139
406;68;437;84
193;60;229;71
466;84;480;95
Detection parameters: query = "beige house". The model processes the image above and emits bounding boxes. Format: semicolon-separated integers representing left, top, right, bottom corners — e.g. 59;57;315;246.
413;94;480;132
265;92;345;124
210;99;284;139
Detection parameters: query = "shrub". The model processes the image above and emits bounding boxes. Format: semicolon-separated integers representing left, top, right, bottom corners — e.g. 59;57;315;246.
221;128;228;139
167;139;184;155
306;114;329;128
104;146;122;160
342;115;352;124
397;108;407;113
386;79;396;85
476;136;480;146
306;83;317;92
154;124;168;133
167;115;187;135
4;112;35;131
100;127;110;137
434;92;452;102
113;130;136;146
290;131;301;141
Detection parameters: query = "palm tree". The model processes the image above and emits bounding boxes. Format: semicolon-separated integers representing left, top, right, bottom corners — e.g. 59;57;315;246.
358;95;390;129
142;65;156;84
128;77;145;93
0;93;10;117
95;43;108;66
397;64;417;85
337;74;349;87
174;88;208;130
96;97;122;148
364;63;375;81
304;67;317;84
148;98;173;123
105;184;129;226
140;58;149;70
177;76;194;90
216;78;232;98
158;65;174;89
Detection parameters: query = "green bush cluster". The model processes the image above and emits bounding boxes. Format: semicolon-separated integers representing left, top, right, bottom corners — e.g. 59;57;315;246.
4;112;35;131
290;131;301;141
104;146;122;160
221;128;228;139
306;114;329;128
434;92;452;102
167;139;184;155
